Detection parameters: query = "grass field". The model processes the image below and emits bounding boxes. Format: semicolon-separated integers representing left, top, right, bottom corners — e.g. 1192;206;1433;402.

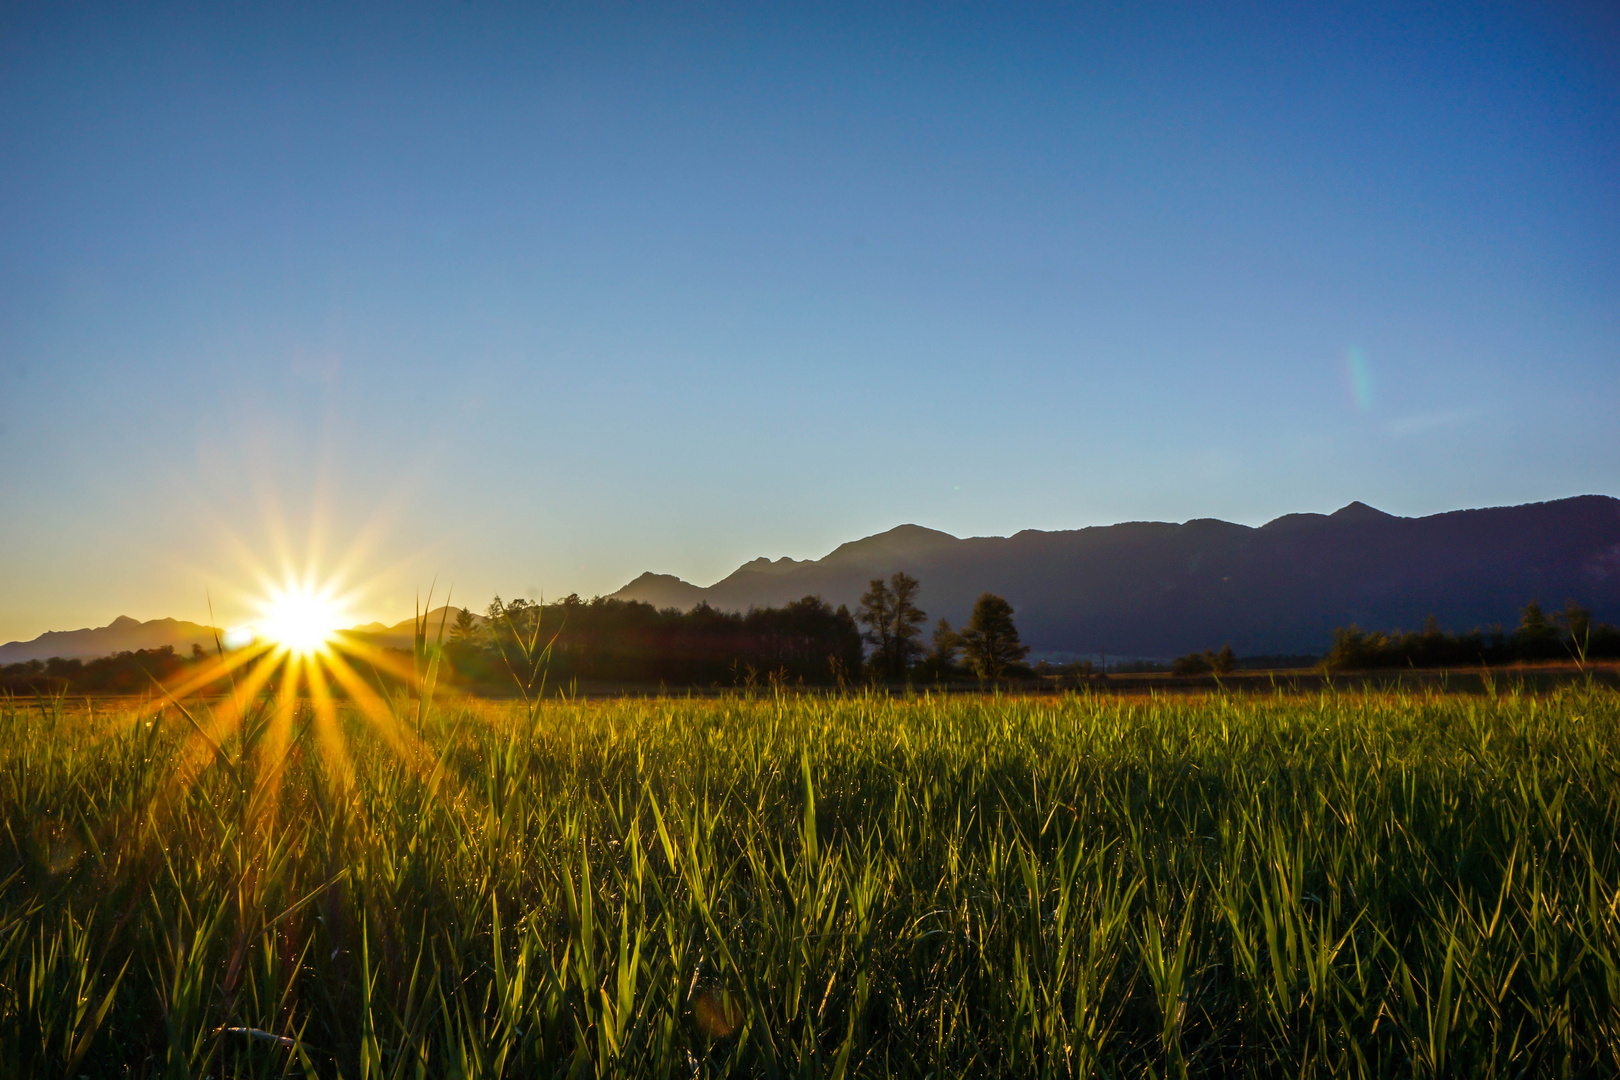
4;683;1619;1078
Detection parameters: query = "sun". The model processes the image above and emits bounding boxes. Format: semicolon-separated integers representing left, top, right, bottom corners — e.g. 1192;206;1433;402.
154;523;450;810
254;582;348;655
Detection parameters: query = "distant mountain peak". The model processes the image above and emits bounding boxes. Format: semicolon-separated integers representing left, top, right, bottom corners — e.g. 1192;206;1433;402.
1331;501;1397;522
625;571;691;586
607;572;707;611
823;523;961;567
735;556;810;574
110;615;140;628
877;523;959;542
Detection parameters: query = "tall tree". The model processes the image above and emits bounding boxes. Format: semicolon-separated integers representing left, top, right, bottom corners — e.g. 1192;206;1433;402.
856;577;894;673
1515;600;1558;659
449;607;478;645
484;596;508;656
958;593;1030;681
857;572;927;679
925;618;961;678
1561;600;1593;650
886;573;927;675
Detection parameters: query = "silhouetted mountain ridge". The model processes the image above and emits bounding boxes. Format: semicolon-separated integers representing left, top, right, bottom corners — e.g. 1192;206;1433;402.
0;607;486;664
0;617;223;664
9;498;1618;664
609;496;1620;657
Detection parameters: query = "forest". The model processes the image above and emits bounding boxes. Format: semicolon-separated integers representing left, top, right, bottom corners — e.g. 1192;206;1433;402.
1320;600;1619;670
448;593;865;690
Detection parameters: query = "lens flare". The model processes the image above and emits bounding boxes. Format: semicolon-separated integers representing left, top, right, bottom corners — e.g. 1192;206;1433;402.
1346;346;1373;413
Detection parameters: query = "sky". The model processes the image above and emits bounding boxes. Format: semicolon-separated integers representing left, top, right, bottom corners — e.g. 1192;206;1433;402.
2;1;1617;641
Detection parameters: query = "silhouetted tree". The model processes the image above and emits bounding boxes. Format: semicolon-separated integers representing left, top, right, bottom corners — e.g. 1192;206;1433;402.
1172;651;1212;676
857;579;894;669
1561;600;1593;658
1515;601;1558;660
958;593;1029;681
920;618;961;680
857;572;927;679
485;595;509;646
441;607;486;683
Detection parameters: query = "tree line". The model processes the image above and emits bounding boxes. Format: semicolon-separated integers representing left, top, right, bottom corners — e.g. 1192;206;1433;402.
447;572;1033;691
0;645;206;696
447;593;864;689
1322;600;1620;670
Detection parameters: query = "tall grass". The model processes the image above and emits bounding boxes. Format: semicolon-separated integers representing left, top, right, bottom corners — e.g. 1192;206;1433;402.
3;684;1618;1077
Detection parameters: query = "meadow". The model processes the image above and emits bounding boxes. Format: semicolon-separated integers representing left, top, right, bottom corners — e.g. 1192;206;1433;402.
3;683;1619;1078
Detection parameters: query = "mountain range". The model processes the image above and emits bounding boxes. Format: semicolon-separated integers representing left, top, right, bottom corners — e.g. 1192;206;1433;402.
608;496;1620;658
0;608;479;665
6;497;1619;663
0;616;225;665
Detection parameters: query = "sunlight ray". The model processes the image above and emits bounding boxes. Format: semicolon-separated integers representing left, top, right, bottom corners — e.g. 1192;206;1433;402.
331;635;419;683
159;641;275;702
304;656;356;792
320;650;417;763
252;651;303;838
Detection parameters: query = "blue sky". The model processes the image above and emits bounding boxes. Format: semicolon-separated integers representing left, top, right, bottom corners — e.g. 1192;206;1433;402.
2;2;1617;640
